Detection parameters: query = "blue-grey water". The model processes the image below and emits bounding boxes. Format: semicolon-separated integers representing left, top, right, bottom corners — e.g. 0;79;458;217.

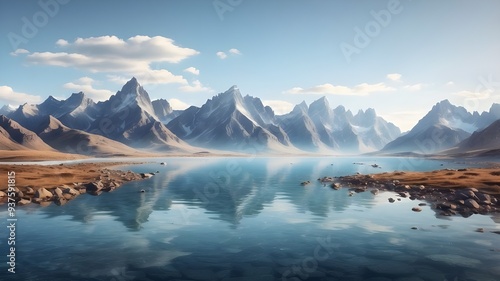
1;157;499;281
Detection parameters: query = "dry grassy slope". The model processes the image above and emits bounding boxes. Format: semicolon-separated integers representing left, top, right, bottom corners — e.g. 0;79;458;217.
0;127;28;150
38;116;147;157
0;115;55;151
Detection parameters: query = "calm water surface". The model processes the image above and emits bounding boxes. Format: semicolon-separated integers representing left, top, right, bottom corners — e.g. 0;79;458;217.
1;157;499;281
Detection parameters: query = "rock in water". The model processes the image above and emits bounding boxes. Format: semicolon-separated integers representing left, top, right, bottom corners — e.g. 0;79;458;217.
331;183;342;190
18;199;31;205
412;207;422;212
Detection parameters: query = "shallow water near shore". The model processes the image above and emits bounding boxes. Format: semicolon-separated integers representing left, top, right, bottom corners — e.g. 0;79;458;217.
1;157;499;281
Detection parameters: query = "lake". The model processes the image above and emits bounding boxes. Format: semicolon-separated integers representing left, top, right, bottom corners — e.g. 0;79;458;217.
1;157;499;281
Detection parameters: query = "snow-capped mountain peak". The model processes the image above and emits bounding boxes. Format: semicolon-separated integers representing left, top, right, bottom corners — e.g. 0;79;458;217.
109;77;157;119
0;104;17;115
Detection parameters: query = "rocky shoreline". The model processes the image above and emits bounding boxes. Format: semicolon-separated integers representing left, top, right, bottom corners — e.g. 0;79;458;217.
318;168;500;218
0;165;157;207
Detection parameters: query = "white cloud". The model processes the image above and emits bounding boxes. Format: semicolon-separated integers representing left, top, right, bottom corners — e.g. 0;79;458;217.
0;86;41;105
387;73;402;81
168;98;190;110
229;48;241;55
285;82;394;96
56;39;68;46
446;81;454;86
63;77;114;101
217;48;241;59
25;35;198;85
403;83;424;91
184;67;200;75
262;100;294;115
9;48;29;56
108;69;187;85
454;90;491;101
216;51;227;59
179;80;211;93
379;110;426;132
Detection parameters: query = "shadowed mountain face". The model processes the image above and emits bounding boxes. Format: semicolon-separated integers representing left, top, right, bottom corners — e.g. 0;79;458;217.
35;115;142;156
152;99;181;123
3;78;500;156
0;115;55;151
167;86;295;153
87;78;194;152
444;119;500;157
382;100;500;154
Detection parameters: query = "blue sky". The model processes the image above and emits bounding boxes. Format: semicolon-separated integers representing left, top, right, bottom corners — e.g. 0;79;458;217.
1;0;500;131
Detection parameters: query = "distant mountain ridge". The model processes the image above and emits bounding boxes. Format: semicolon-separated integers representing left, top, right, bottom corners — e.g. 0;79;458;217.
2;77;500;157
167;86;296;153
381;100;500;154
276;97;401;153
443;119;500;157
0;115;55;151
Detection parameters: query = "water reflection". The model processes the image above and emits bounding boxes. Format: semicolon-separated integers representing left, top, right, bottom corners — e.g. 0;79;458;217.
1;157;499;281
28;157;494;230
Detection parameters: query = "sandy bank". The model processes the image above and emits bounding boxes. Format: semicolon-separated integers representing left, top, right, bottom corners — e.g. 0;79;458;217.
0;162;154;207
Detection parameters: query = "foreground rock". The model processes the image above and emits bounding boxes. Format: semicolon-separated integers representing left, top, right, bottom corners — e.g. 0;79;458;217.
331;168;500;218
0;165;155;206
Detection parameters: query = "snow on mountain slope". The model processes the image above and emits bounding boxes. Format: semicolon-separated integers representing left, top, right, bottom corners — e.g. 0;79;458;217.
277;97;400;153
87;78;195;152
382;100;477;153
167;86;297;153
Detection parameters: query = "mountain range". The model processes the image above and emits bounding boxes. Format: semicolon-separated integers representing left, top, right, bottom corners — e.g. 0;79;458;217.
1;77;499;157
381;100;500;154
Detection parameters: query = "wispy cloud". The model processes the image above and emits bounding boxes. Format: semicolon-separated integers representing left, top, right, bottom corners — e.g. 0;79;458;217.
168;98;190;110
229;48;241;55
183;67;200;75
25;35;198;85
9;48;29;56
387;73;402;81
216;48;241;59
0;85;41;105
454;90;491;101
108;69;187;85
262;100;294;115
216;51;228;59
403;83;424;91
63;77;114;101
285;82;394;96
179;80;211;93
379;110;427;132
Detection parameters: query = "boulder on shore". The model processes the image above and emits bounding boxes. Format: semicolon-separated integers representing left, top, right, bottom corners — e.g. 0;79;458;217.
34;188;53;201
85;181;104;193
465;199;480;209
